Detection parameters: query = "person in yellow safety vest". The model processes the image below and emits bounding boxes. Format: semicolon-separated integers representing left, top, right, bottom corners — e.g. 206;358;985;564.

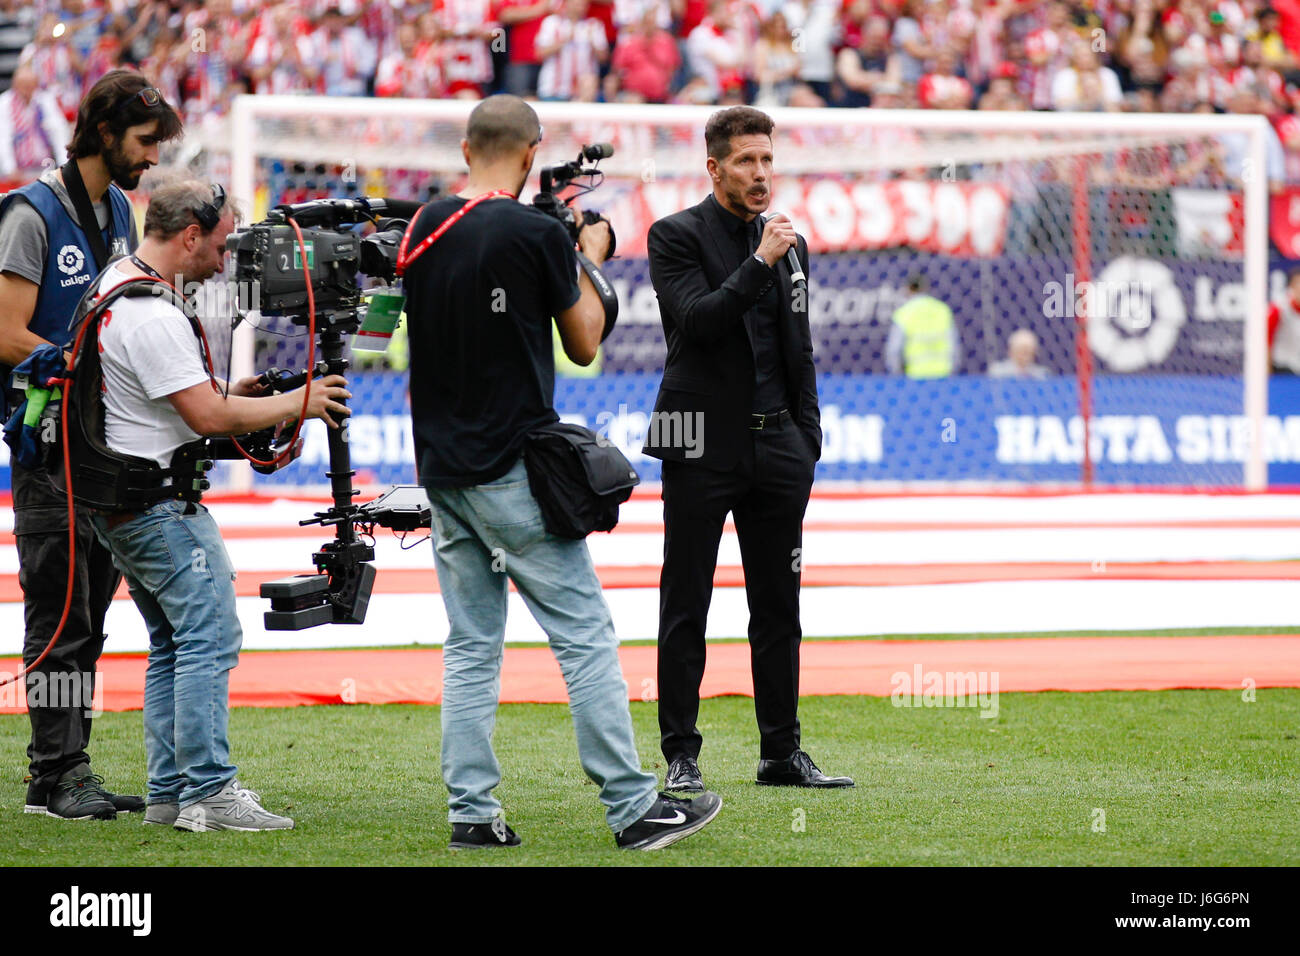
886;274;959;378
554;320;602;377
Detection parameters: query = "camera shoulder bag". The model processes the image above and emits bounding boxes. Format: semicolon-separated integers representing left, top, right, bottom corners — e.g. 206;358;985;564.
522;422;639;538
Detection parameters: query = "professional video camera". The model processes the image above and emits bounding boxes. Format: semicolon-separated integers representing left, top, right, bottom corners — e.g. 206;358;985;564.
224;197;427;631
532;142;618;258
226;197;422;318
227;144;622;630
531;143;621;338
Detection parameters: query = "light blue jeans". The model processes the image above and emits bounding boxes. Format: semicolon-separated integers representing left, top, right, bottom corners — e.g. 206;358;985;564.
425;457;659;833
91;500;241;808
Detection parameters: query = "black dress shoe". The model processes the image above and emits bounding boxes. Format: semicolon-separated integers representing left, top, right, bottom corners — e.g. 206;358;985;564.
756;750;854;788
664;755;704;793
103;790;146;813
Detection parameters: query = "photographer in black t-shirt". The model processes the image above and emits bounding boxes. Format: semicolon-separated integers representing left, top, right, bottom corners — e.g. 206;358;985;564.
402;95;721;851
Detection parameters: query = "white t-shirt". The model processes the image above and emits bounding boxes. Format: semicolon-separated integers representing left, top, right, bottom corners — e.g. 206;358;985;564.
95;262;211;467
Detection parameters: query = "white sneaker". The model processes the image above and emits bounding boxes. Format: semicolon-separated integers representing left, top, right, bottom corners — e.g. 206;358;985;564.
174;780;295;832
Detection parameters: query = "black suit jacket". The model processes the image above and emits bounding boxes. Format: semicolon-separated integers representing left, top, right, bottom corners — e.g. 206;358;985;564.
642;196;821;471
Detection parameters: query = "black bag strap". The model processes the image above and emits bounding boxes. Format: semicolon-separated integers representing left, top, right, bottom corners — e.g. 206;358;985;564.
61;160;112;272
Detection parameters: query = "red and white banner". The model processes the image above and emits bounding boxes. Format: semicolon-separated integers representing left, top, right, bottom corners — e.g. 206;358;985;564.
1269;187;1300;259
600;177;1011;258
1170;187;1245;258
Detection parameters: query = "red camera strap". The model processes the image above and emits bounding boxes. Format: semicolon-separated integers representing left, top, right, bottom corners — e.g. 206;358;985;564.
395;189;514;276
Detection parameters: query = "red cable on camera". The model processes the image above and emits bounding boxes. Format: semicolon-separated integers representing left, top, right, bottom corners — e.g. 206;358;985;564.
230;215;316;468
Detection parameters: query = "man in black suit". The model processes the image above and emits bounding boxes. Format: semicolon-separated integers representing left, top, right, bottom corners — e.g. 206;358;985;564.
643;106;853;791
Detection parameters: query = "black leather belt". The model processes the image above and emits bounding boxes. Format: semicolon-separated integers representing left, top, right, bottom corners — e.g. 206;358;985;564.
750;409;791;430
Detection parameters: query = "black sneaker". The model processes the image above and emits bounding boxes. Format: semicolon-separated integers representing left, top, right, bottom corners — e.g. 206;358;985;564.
615;791;722;851
449;817;521;849
23;778;48;816
46;767;116;821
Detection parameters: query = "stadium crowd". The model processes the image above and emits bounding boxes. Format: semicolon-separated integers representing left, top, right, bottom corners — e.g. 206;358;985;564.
3;2;1300;111
2;0;1300;183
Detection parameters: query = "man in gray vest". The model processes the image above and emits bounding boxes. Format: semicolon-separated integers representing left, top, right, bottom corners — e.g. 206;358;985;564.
0;70;182;820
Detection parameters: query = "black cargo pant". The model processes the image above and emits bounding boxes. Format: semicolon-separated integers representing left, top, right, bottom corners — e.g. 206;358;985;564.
11;453;122;802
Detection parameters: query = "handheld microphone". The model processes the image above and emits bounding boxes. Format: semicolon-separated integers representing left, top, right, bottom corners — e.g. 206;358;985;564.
758;214;805;288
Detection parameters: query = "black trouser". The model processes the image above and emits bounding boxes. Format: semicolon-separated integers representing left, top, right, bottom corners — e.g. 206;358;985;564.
11;453;122;801
657;419;815;762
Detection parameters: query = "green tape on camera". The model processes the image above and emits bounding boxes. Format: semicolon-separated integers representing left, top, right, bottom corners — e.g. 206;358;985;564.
355;287;405;353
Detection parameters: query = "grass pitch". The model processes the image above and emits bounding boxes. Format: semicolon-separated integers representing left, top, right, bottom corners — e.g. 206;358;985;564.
3;689;1297;867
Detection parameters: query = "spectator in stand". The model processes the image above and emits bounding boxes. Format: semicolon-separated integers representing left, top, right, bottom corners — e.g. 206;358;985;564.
536;0;608;101
1051;44;1123;111
918;44;973;108
753;11;801;107
376;21;444;98
1022;1;1072;111
840;0;873;51
1268;267;1300;374
988;329;1050;379
978;60;1027;110
80;25;125;96
496;0;555;97
892;0;934;87
20;13;84;122
784;0;841;105
1229;39;1287;111
305;6;377;96
58;0;107;63
1221;85;1288;190
686;1;745;101
1255;7;1298;72
0;63;69;179
604;3;679;102
175;0;249;126
247;3;316;96
674;0;711;39
435;0;499;98
138;28;185;108
837;14;896;107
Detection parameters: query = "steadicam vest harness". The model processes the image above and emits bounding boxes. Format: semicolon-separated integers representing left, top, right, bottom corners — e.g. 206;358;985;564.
63;276;216;512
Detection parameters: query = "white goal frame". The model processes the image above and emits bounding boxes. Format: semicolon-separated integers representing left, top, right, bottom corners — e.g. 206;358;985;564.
224;96;1271;491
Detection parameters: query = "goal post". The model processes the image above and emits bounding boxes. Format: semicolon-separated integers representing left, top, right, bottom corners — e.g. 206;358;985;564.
212;95;1270;493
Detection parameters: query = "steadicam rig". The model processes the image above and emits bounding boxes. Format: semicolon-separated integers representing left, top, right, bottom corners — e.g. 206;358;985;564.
225;197;430;630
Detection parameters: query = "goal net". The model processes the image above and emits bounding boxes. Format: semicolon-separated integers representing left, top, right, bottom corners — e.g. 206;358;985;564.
200;97;1270;493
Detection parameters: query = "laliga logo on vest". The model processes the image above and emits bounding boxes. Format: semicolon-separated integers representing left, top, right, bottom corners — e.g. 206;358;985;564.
1042;257;1185;372
57;244;86;276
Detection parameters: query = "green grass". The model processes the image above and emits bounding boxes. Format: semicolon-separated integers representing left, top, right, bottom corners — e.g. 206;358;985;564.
4;690;1298;866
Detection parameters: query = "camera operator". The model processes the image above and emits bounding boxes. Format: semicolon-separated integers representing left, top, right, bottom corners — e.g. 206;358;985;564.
0;70;181;821
403;94;720;850
88;181;350;832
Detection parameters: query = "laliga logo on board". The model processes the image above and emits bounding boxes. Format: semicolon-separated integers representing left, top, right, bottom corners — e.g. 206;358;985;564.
56;244;85;275
1042;257;1185;372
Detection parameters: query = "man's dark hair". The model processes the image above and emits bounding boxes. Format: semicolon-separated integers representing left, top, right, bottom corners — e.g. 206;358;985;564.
466;95;541;163
705;106;775;161
67;70;183;160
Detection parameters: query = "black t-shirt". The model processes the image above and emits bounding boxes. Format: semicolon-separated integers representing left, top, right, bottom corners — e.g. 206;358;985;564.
404;195;581;487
